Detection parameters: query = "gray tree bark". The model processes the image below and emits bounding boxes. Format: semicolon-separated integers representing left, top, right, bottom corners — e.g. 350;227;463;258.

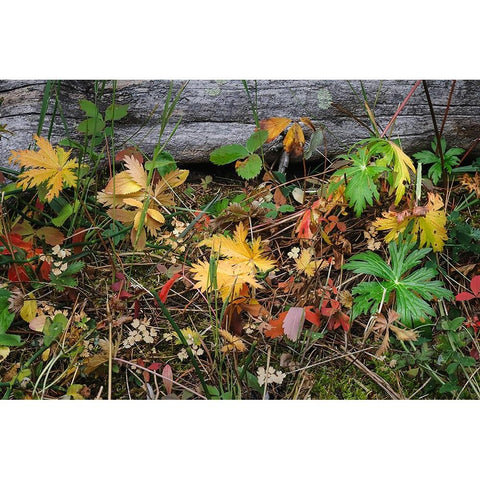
1;80;478;172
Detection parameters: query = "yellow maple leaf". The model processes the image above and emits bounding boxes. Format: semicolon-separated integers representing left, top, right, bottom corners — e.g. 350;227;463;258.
295;248;318;277
190;258;262;301
201;223;276;273
219;329;247;353
9;135;78;201
373;193;448;252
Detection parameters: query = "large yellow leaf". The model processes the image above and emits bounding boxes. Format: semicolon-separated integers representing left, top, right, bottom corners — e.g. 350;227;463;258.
202;223;276;273
373;193;448;252
259;117;292;142
190;258;262;301
9;135;78;201
411;193;448;252
387;141;416;204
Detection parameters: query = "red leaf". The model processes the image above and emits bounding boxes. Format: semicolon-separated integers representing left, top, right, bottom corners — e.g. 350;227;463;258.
455;292;476;302
134;298;140;318
304;306;321;326
39;261;52;281
8;265;30;283
296;210;313;239
158;273;182;303
327;311;350;332
148;362;161;371
162;364;173;395
470;275;480;297
72;228;87;254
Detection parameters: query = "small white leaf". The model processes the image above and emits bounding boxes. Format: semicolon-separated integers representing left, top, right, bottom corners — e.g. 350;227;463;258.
292;187;305;204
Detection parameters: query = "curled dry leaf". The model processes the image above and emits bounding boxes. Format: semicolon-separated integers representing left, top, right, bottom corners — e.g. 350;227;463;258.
283;122;305;157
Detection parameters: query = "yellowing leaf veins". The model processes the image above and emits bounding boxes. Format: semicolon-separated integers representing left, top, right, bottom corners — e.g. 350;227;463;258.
9;135;78;201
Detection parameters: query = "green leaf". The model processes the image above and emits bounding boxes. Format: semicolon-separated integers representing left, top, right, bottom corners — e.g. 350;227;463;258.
304;129;324;160
344;236;452;326
77;116;105;136
235;154;263;180
0;290;14;335
260;202;278;219
440;317;465;331
246;130;268;153
79;99;99;118
145;152;177;176
105;103;129;121
43;313;68;347
52;203;74;227
210;144;249;165
330;147;387;216
238;367;263;394
278;204;295;213
0;333;22;347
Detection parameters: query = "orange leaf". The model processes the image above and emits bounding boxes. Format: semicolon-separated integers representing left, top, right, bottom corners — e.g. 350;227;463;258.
259;117;292;142
304;306;321;326
39;261;52;281
283;123;305;157
265;311;287;338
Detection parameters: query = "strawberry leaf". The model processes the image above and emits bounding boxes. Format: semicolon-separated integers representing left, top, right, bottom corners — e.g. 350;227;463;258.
210;144;249;165
246;130;268;153
235;154;262;180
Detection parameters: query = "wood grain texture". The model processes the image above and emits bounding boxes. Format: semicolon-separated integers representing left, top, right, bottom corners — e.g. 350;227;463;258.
1;80;479;171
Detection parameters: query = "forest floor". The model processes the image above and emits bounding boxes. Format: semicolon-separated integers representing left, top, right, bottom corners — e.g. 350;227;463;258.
1;84;480;400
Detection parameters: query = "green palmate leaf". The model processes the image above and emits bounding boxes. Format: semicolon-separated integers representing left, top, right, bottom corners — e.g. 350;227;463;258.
344;235;453;327
79;99;99;118
413;137;464;185
105;103;129;121
329;147;387;216
235;154;263;180
246;130;268;153
210;144;249;165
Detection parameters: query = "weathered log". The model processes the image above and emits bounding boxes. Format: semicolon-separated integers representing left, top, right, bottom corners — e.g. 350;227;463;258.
1;80;479;172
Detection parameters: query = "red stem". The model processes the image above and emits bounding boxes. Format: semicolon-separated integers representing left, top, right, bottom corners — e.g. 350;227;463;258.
380;80;422;138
